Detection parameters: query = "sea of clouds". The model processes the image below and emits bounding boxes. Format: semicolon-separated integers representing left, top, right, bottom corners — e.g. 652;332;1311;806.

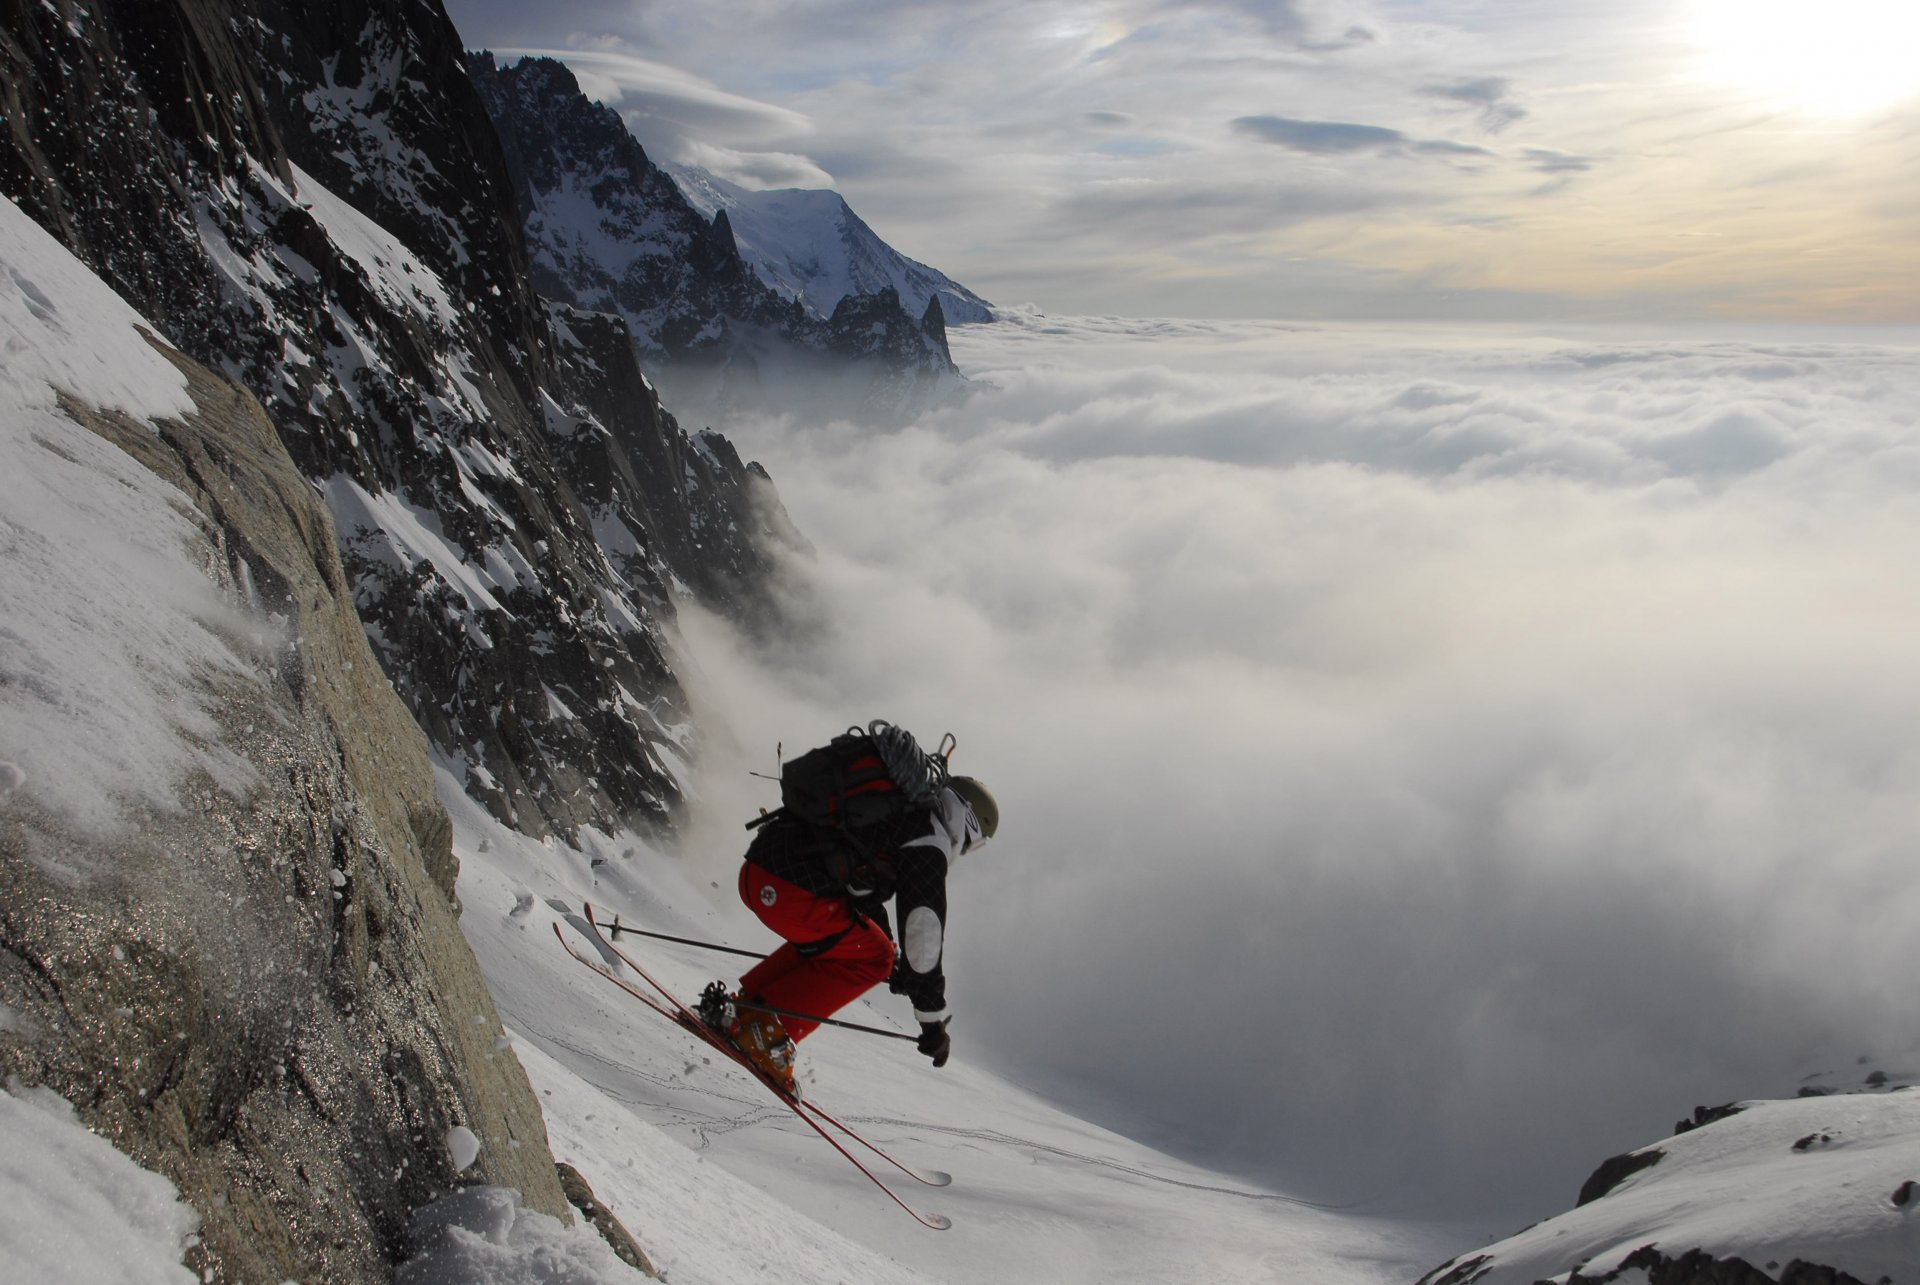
670;311;1920;1226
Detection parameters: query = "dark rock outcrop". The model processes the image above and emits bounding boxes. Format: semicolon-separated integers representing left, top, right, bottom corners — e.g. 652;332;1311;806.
557;1162;660;1279
2;340;570;1283
1676;1102;1747;1134
1576;1147;1665;1207
1419;1243;1877;1285
1566;1245;1876;1285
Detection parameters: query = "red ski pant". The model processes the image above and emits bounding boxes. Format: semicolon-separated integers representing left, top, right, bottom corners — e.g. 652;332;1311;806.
736;862;893;1041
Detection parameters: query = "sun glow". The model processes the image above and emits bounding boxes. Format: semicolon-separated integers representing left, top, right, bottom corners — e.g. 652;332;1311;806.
1688;0;1920;116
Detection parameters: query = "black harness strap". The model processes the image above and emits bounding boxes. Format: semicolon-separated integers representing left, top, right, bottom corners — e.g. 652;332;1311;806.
794;926;854;959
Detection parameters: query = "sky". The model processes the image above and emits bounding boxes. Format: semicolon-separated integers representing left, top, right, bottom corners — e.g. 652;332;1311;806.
441;0;1920;324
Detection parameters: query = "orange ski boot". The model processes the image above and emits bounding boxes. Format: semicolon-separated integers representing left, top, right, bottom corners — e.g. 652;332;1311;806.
728;1003;800;1098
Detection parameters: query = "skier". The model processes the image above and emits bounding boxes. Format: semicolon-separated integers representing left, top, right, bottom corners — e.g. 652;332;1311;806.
702;725;998;1096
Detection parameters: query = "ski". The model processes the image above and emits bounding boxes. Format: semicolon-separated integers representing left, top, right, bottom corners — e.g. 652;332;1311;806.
578;906;956;1195
801;1098;952;1189
553;923;948;1187
552;911;953;1229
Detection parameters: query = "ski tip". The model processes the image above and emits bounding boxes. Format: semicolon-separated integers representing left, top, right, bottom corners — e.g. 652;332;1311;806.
923;1213;953;1231
923;1170;953;1188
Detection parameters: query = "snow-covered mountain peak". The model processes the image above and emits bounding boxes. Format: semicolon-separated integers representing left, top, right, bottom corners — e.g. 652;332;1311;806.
467;54;964;423
666;161;993;326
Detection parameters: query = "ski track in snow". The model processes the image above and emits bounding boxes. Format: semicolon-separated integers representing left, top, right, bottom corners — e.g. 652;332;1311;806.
816;1116;1358;1209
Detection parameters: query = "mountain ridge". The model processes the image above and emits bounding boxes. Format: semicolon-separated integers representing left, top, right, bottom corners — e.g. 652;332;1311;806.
664;161;993;327
465;52;964;423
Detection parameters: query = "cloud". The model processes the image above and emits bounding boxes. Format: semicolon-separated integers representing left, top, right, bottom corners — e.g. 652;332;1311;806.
487;45;832;180
1234;114;1494;160
1421;76;1529;132
494;47;814;139
1523;147;1597;174
1234;114;1406;154
675;139;836;190
1185;0;1376;49
1049;178;1406;241
678;314;1920;1223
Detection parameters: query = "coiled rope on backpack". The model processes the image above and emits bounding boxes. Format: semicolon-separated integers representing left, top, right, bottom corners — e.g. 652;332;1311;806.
864;720;952;809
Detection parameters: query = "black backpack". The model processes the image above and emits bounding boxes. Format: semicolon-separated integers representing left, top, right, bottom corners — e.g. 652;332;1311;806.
748;721;954;837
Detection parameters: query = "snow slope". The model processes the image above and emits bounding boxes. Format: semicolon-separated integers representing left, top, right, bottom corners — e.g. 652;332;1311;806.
0;1079;641;1285
0;197;260;839
439;768;1456;1284
1422;1091;1920;1284
0;1083;200;1285
668;163;994;324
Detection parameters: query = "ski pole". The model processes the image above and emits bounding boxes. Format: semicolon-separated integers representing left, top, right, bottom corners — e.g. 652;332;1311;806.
603;920;767;960
599;919;916;1041
734;998;918;1043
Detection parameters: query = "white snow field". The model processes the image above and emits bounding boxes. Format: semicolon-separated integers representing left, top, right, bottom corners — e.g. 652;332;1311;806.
1429;1091;1920;1284
440;770;1460;1285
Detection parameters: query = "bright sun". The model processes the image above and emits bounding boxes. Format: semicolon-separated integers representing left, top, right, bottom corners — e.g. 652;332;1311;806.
1688;0;1920;117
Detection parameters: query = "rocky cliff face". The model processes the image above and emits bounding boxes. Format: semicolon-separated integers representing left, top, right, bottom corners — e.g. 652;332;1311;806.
2;0;796;842
0;309;573;1279
466;53;961;423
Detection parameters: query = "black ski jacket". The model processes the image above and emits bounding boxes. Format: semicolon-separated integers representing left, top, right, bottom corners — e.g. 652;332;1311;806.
744;787;973;1023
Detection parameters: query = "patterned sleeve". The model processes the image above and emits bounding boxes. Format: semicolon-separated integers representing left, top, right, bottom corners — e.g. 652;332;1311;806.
892;789;968;1023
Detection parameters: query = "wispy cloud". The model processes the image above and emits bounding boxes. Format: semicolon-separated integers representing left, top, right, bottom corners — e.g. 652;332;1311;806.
1233;114;1494;160
1421;75;1528;132
1523;147;1597;174
1167;0;1375;49
492;47;813;139
486;47;827;187
1051;177;1407;241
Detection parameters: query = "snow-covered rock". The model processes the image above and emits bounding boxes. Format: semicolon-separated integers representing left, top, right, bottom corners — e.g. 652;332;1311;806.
1419;1082;1920;1285
666;162;993;326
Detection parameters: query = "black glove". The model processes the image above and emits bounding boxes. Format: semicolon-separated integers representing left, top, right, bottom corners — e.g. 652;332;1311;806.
916;1019;951;1068
888;957;911;995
